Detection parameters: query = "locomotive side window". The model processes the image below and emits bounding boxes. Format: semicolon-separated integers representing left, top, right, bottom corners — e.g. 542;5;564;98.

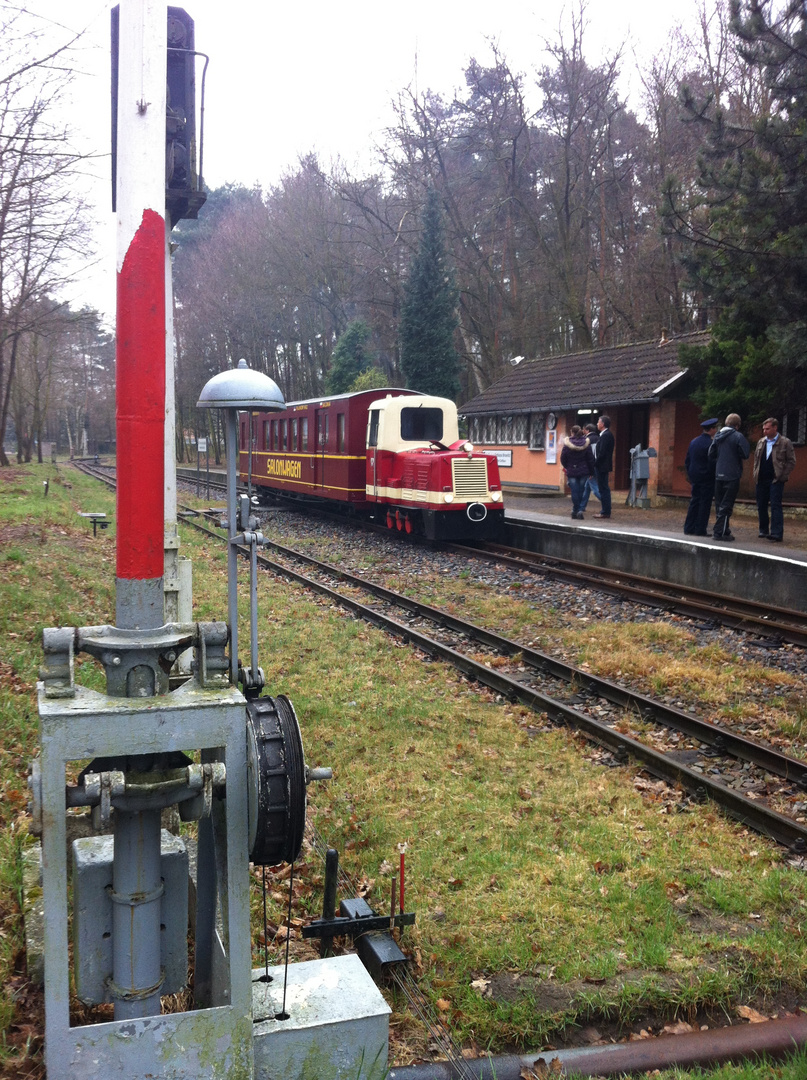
401;407;443;442
291;418;298;451
337;413;345;453
368;410;380;448
301;417;309;451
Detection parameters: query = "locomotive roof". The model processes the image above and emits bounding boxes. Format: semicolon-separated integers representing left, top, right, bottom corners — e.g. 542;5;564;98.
460;331;709;416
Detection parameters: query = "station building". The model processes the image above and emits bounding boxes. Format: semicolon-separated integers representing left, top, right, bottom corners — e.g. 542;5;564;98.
460;331;807;503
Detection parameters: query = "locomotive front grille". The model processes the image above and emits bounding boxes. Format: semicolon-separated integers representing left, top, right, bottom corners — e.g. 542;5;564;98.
452;458;489;499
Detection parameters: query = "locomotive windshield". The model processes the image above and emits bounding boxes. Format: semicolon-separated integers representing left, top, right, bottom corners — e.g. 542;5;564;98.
401;407;443;442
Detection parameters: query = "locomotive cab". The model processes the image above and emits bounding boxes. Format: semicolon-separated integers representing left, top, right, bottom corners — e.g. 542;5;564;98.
366;394;504;540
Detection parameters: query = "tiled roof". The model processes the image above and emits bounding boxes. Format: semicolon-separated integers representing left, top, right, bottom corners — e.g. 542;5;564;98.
460;331;709;415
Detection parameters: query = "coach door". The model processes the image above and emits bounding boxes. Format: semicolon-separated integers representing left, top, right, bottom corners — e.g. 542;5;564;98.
315;409;329;488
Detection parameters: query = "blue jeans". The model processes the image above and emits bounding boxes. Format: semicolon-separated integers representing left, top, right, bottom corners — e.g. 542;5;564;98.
579;475;601;512
756;479;784;539
568;475;587;515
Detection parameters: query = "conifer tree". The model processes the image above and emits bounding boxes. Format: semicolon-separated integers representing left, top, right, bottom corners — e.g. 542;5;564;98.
666;0;807;419
399;190;460;400
325;319;373;394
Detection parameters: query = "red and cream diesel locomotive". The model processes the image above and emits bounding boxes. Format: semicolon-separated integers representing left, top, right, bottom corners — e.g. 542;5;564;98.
238;387;504;540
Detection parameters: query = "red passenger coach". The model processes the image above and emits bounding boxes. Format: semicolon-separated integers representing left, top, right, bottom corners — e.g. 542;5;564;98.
239;388;504;540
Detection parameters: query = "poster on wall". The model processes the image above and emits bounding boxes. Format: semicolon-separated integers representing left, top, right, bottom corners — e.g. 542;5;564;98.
546;430;557;464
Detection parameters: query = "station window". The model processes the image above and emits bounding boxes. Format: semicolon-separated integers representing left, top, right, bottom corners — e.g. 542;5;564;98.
499;415;514;444
337;413;345;453
301;417;309;451
529;414;546;450
513;415;528;445
781;406;806;446
368;410;380;448
291;418;298;451
401;407;443;442
482;416;497;444
468;417;481;443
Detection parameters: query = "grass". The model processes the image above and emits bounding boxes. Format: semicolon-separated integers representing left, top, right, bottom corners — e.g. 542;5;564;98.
0;464;805;1079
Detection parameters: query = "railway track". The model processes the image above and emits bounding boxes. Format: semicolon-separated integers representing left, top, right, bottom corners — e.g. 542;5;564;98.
72;463;807;852
181;505;807;855
176;462;807;646
450;538;807;649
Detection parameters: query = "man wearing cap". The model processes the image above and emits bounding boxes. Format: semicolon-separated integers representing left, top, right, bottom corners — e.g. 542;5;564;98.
683;418;718;536
754;417;796;542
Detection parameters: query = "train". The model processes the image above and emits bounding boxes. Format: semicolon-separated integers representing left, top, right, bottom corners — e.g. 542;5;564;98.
238;387;505;540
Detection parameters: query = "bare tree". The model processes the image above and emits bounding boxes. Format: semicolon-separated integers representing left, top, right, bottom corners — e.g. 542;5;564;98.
0;6;93;464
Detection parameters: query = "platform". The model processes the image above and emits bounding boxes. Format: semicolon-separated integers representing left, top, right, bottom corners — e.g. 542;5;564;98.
504;496;807;613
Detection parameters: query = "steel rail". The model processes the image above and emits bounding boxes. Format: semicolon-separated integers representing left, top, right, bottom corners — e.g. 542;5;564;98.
179;513;807;852
450;539;807;647
250;537;807;787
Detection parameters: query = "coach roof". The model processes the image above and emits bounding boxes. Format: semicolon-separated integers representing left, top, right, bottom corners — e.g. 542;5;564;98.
460;331;709;416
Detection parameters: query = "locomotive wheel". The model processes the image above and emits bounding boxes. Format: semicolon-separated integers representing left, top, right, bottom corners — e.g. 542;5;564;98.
246;694;306;866
386;511;395;529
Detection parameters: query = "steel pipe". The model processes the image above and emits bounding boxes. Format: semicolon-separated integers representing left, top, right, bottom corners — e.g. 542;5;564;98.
387;1015;807;1078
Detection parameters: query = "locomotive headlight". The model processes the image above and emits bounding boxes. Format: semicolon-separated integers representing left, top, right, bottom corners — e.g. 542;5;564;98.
491;490;503;502
463;441;474;454
444;492;455;503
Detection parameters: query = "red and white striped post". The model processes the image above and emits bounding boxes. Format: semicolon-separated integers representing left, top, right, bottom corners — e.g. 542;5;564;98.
115;0;168;631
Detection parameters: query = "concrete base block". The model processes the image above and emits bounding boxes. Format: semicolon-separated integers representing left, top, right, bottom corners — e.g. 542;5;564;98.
252;955;390;1080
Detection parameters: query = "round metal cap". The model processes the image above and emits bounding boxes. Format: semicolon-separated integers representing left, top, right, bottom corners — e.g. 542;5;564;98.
196;359;285;411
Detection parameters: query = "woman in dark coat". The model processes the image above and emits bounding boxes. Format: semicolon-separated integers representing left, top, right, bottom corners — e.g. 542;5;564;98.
560;425;595;519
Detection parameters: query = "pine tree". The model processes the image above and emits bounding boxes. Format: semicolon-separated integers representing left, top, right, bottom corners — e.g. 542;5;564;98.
325;320;373;394
399;190;460;400
666;0;807;419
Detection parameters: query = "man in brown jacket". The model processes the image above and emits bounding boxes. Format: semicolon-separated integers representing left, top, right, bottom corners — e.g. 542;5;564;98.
754;418;796;542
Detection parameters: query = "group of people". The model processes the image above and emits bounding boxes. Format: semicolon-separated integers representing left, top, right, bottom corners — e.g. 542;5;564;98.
684;414;797;543
560;415;615;520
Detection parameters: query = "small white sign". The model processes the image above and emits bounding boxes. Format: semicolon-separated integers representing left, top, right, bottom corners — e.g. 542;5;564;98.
546;430;557;464
487;449;512;468
197;438;207;454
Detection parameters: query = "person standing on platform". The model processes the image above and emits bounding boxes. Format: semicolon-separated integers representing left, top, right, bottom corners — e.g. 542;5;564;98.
754;417;796;543
560;425;595;519
708;413;750;541
683;418;718;536
594;415;614;518
578;422;601;514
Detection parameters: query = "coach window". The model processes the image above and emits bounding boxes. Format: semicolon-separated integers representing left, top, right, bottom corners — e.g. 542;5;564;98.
301;417;309;451
337;413;345;453
271;419;279;452
317;412;329;449
280;420;288;451
291;418;298;451
263;420;271;449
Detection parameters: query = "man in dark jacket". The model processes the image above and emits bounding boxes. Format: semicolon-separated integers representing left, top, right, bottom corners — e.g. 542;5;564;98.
708;413;750;541
560;425;595;519
683;418;718;536
753;417;796;542
594;415;614;518
578;422;601;514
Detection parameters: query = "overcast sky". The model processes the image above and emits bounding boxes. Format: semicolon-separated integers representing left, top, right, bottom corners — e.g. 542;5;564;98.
31;0;704;317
